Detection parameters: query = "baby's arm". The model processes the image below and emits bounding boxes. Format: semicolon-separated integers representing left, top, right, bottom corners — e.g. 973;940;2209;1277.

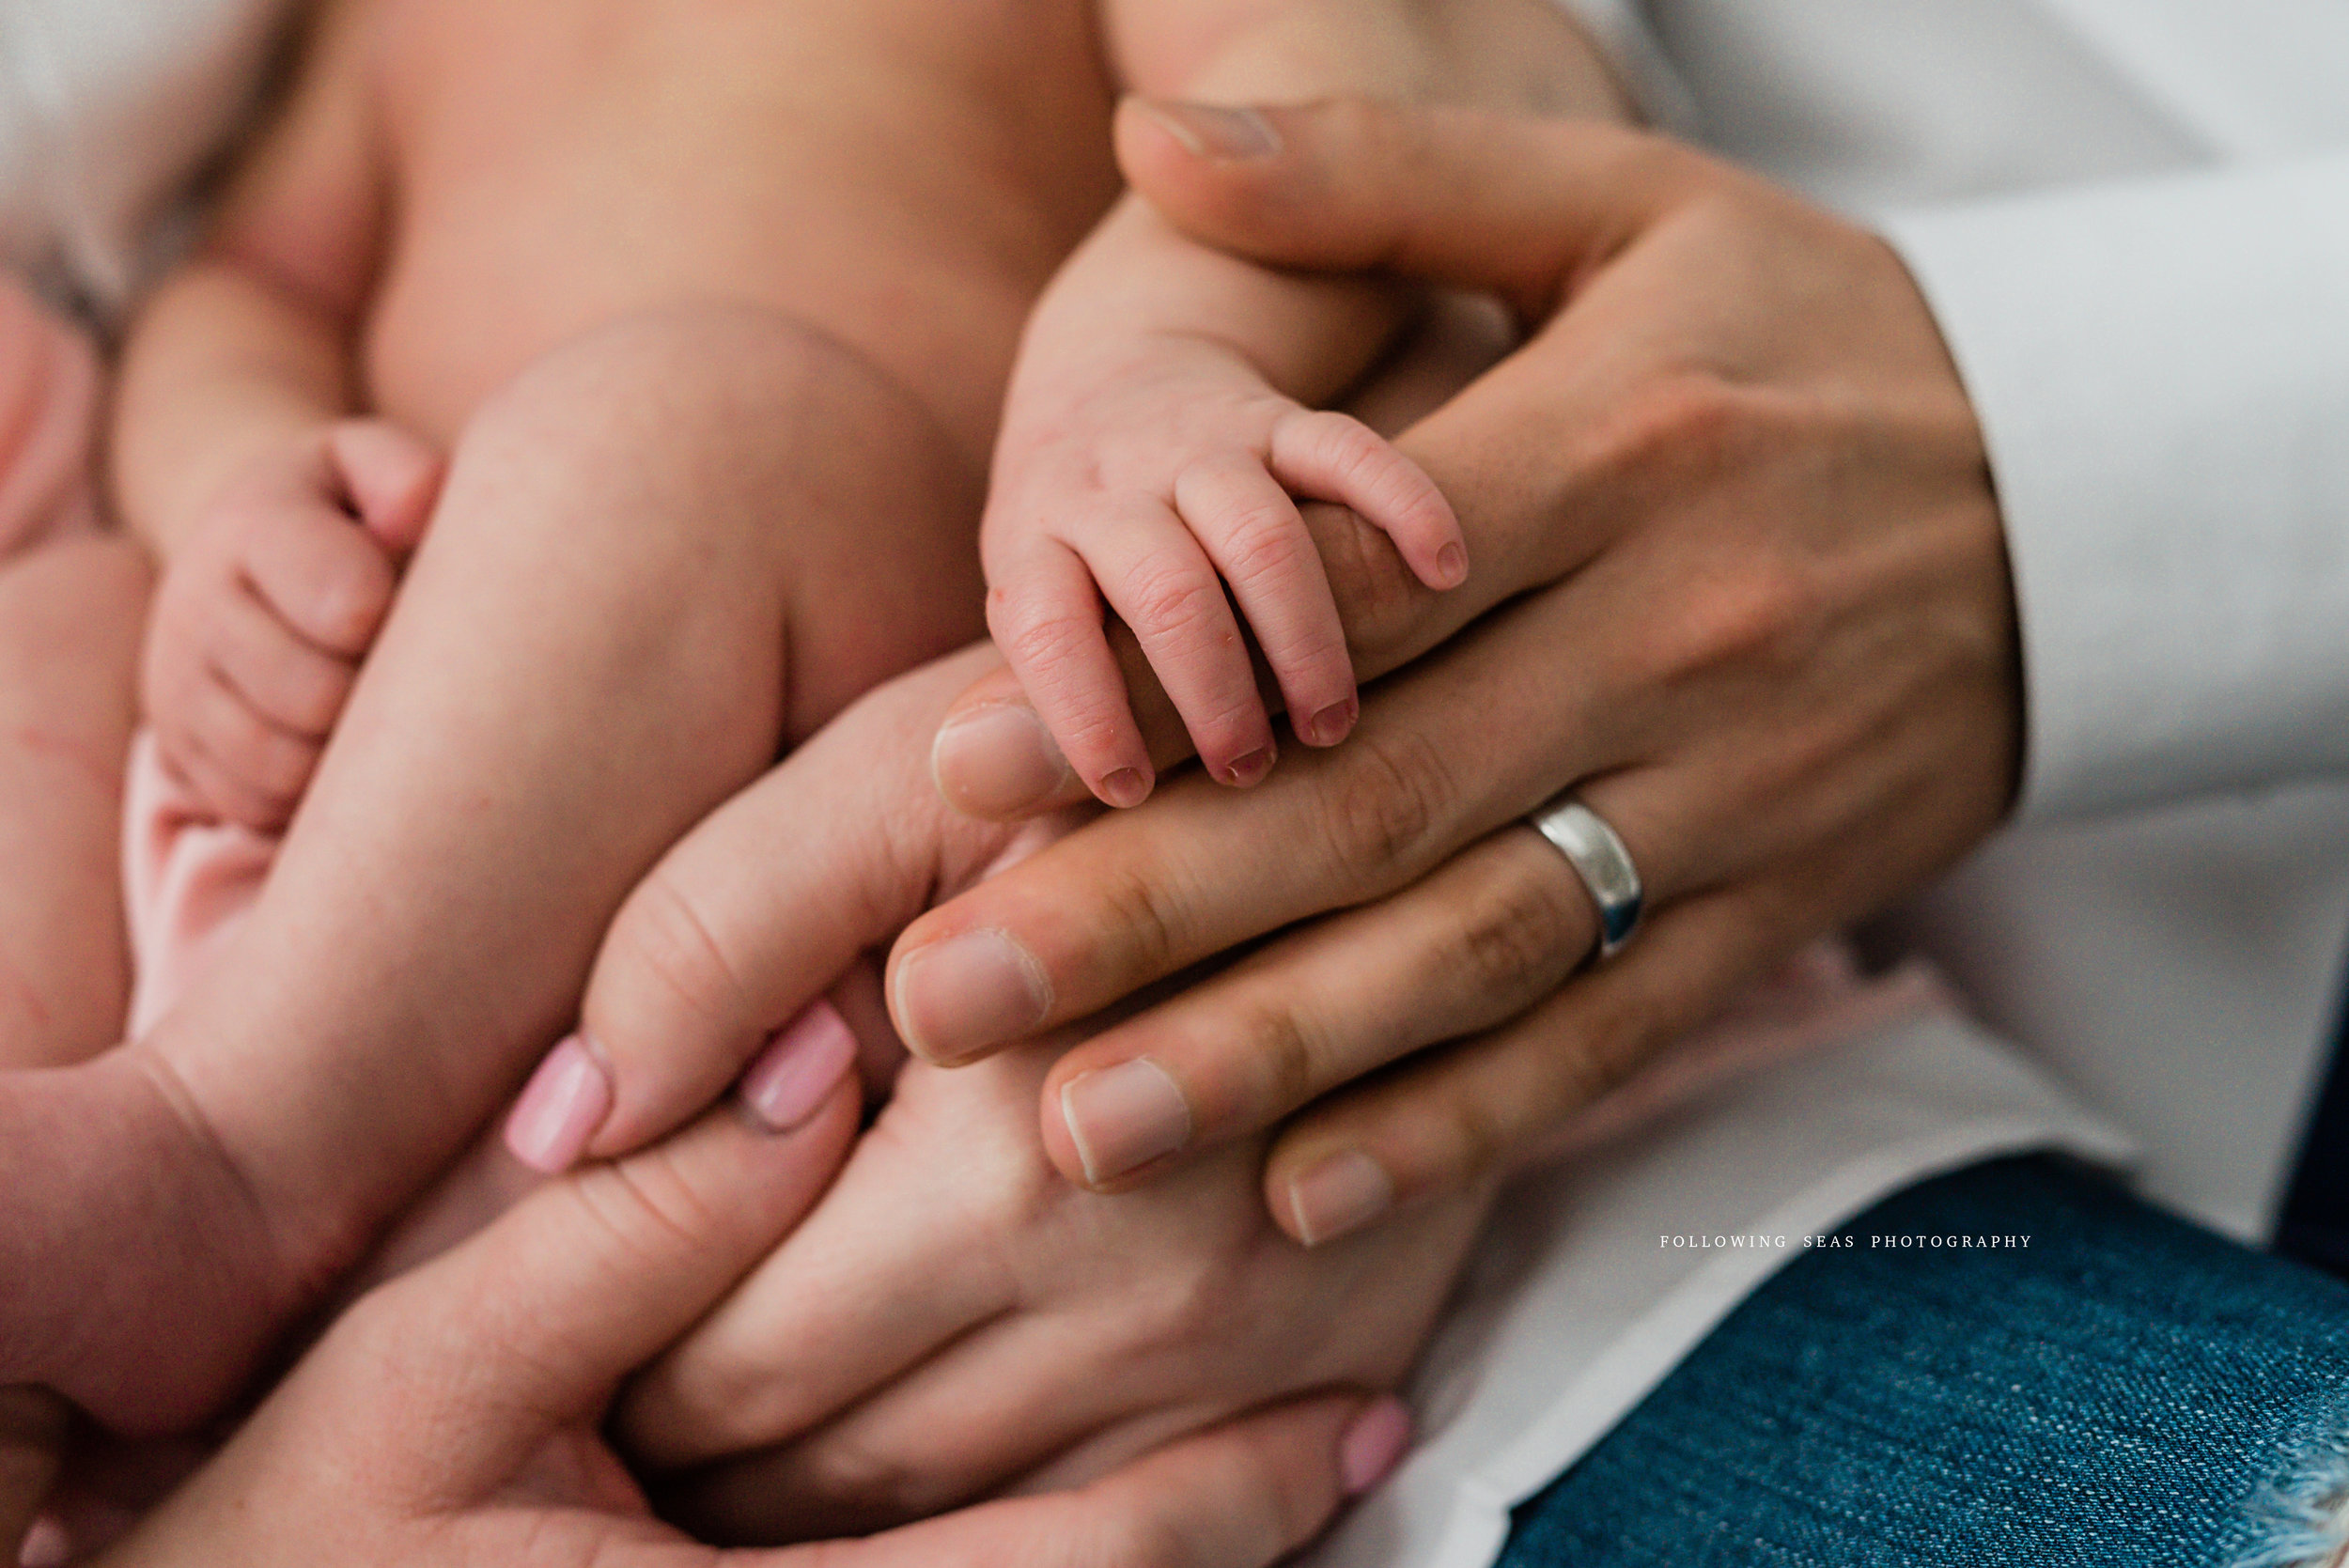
114;0;440;830
986;0;1627;804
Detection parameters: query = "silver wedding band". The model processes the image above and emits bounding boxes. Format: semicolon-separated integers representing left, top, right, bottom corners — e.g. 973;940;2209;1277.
1525;793;1644;960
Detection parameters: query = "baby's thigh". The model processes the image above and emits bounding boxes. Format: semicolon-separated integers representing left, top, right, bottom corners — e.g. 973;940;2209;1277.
0;536;148;1065
437;304;986;743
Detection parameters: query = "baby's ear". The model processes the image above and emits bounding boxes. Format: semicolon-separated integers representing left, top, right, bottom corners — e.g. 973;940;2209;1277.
330;418;444;559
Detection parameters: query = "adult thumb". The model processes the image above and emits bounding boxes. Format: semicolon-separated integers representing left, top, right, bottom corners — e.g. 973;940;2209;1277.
335;1068;860;1498
1115;96;1696;321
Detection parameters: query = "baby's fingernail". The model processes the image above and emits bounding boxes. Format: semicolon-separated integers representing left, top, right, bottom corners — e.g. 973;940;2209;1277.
1221;745;1275;787
1061;1058;1192;1184
1140;101;1283;161
932;704;1070;816
1340;1397;1413;1497
505;1033;613;1173
1098;766;1152;808
893;928;1052;1063
1304;698;1359;747
1436;542;1469;588
1288;1151;1394;1246
739;1000;859;1131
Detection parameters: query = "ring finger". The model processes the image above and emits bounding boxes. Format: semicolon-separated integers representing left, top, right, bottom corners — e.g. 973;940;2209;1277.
1034;768;1695;1192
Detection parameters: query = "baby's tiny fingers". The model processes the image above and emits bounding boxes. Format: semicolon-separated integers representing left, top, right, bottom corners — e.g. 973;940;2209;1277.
241;503;399;659
181;674;321;829
1174;459;1357;748
1271;411;1465;591
1080;511;1276;788
986;538;1156;808
205;582;358;738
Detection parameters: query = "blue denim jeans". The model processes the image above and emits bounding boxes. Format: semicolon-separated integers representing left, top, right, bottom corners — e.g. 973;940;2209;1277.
1499;1156;2349;1567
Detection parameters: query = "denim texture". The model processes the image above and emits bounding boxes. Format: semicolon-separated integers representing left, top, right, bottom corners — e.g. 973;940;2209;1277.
1498;1156;2349;1567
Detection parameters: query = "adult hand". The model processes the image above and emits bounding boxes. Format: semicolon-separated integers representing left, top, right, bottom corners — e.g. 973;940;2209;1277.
84;1045;1392;1567
894;99;2020;1239
612;1038;1462;1545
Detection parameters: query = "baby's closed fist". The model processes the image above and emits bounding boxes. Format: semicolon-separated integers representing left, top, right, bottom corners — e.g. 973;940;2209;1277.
142;419;443;829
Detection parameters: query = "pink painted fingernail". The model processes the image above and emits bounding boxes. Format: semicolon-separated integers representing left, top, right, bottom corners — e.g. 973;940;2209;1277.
1097;766;1152;808
1221;745;1275;786
1436;542;1469;587
1061;1058;1193;1184
1304;698;1359;747
505;1033;613;1173
1140;101;1283;161
739;1000;859;1131
1340;1397;1413;1497
1288;1151;1395;1246
932;704;1070;816
893;928;1052;1063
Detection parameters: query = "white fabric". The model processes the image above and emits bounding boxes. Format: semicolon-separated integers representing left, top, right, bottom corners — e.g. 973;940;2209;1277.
1345;6;2349;1564
1623;0;2349;1238
0;0;292;318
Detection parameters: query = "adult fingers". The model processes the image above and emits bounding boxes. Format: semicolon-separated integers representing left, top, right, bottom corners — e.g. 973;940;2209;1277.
1264;883;1795;1244
0;1387;69;1561
888;584;1654;1068
661;1311;1190;1542
614;1059;1037;1467
330;1068;861;1504
1034;776;1690;1190
732;1393;1404;1568
1114;96;1699;320
553;645;1015;1165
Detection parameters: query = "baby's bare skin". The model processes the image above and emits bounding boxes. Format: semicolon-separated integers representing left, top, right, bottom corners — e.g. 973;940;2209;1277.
360;0;1121;459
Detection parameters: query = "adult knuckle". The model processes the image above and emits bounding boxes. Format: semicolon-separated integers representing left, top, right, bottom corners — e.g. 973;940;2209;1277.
1092;858;1186;981
1457;857;1585;996
1320;723;1457;882
610;865;758;1039
1653;564;1820;686
1239;1001;1320;1112
793;1433;928;1523
1582;373;1753;489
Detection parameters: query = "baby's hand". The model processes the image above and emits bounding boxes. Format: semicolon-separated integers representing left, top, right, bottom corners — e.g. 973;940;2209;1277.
142;419;442;829
983;335;1463;806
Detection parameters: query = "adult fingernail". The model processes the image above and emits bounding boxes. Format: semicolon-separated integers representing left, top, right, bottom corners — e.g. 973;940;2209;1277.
1304;698;1359;747
1288;1151;1394;1246
893;929;1052;1063
505;1033;613;1173
1098;766;1153;809
1140;101;1283;161
739;1000;858;1131
1221;744;1275;786
1060;1058;1193;1184
932;704;1070;816
1340;1397;1413;1497
1436;541;1469;587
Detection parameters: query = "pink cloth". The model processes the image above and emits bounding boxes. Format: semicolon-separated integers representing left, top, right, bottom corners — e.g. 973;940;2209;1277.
0;280;101;562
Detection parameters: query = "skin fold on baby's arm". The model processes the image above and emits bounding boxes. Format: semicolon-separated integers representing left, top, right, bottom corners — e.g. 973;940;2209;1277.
983;0;1627;807
113;0;441;831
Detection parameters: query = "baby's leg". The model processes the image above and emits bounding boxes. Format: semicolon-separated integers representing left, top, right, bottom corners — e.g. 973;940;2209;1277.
0;306;982;1435
0;536;147;1068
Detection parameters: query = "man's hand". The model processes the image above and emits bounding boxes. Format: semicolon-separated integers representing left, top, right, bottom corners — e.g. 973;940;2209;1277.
903;101;2020;1238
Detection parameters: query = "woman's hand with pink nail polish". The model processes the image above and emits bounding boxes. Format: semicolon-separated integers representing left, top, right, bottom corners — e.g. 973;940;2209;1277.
610;1038;1488;1543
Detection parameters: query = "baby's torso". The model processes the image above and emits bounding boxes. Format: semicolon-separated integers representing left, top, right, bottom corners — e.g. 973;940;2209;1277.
360;0;1123;458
